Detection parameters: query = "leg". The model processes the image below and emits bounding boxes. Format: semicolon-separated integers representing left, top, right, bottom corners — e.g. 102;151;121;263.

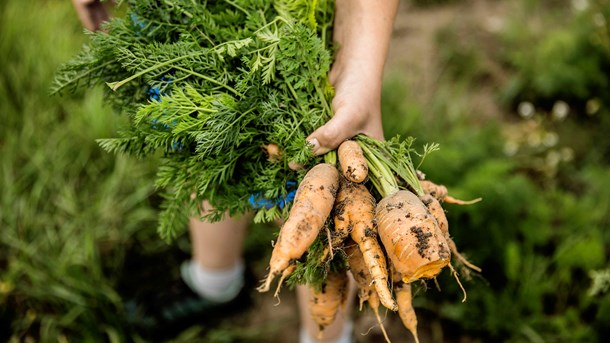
189;206;249;270
184;201;250;302
132;204;251;338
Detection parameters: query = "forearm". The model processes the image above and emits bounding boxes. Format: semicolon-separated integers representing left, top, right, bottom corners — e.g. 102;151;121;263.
331;0;399;88
304;0;400;154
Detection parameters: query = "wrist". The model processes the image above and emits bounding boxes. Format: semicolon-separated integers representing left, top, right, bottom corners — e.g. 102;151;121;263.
330;54;385;90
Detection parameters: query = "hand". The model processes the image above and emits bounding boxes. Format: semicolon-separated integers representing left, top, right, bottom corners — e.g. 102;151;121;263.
306;0;399;156
72;0;109;32
306;56;385;156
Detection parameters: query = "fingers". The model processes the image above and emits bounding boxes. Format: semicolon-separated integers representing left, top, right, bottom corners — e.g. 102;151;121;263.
72;0;109;32
306;108;384;156
306;115;356;156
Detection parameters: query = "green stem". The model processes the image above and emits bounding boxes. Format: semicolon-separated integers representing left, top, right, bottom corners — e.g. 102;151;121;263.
163;0;194;18
106;51;206;92
357;135;424;197
52;60;114;95
315;83;332;120
324;150;337;166
358;141;398;198
286;82;309;118
223;0;249;16
170;65;241;96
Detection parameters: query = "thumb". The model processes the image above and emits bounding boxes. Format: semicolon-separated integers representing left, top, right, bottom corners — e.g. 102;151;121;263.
306;116;353;156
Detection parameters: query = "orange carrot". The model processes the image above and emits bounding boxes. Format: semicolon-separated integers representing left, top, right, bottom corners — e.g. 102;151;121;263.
420;180;481;205
420;194;481;274
344;182;398;311
376;190;451;283
262;143;282;161
419;194;448;236
258;163;339;293
324;176;353;259
308;269;349;337
345;243;375;309
338;140;368;183
419;180;448;201
345;242;391;343
395;281;420;343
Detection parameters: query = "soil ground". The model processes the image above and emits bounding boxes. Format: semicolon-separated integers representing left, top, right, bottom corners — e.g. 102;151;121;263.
387;0;510;121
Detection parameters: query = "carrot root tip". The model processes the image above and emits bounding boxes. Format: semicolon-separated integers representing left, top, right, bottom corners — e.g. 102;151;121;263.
444;196;482;205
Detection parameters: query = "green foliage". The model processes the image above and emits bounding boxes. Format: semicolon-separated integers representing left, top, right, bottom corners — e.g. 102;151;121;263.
54;0;340;240
431;11;610;340
382;19;610;336
54;0;431;247
415;125;610;342
497;0;610;165
499;1;610;109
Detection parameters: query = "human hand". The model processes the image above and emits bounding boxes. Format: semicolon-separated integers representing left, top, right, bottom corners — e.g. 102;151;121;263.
306;0;399;156
306;57;385;156
71;0;109;32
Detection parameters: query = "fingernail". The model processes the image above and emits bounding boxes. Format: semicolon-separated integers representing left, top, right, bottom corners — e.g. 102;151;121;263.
307;138;319;152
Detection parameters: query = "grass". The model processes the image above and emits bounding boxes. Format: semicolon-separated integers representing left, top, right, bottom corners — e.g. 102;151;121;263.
0;0;160;340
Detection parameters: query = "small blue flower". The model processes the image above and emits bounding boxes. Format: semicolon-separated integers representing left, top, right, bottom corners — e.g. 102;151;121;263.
171;140;184;151
130;13;146;33
147;77;182;151
148;86;161;102
249;181;298;209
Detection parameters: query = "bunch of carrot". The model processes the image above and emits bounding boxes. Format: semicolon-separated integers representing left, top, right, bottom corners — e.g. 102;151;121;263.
258;137;482;342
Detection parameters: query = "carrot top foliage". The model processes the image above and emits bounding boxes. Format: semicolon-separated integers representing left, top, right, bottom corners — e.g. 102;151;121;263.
53;0;337;239
53;0;432;241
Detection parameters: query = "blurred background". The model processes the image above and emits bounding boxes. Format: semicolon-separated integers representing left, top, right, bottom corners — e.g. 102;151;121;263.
1;0;609;342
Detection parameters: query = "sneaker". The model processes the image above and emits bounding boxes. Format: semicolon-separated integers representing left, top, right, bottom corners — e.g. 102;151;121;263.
125;263;255;341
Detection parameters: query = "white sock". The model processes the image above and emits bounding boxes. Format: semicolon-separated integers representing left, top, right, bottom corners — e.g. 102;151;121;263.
181;260;244;303
299;320;354;343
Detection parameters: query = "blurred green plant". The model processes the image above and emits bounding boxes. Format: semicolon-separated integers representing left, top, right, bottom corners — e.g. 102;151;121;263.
402;1;610;341
499;0;610;165
0;0;159;340
499;0;610;110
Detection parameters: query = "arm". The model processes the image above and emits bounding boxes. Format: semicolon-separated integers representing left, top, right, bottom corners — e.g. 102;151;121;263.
307;0;399;155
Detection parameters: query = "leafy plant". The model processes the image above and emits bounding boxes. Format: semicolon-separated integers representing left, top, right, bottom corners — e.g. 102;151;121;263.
53;0;340;241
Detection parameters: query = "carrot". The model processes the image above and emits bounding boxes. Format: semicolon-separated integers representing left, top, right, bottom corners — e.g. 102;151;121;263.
419;180;448;201
308;269;349;337
343;182;398;311
420;194;481;274
376;190;451;283
345;242;391;343
258;163;339;293
419;194;448;236
322;176;353;260
420;180;481;205
262;143;282;161
345;243;375;309
395;281;420;343
338;140;368;183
